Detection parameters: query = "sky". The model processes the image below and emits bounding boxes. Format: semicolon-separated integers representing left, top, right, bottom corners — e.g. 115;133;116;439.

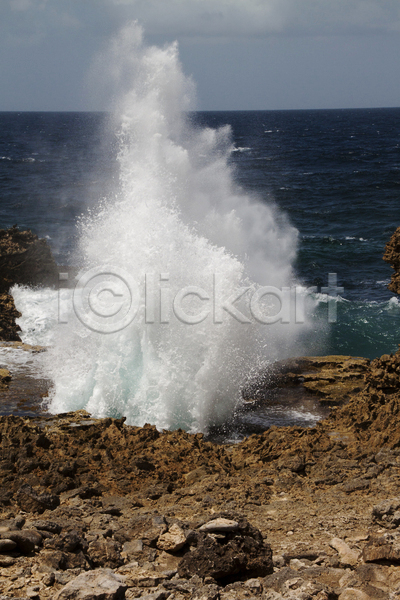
1;0;400;111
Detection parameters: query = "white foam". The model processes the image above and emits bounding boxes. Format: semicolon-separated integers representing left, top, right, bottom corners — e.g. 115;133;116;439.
313;292;348;304
12;285;63;347
387;297;400;311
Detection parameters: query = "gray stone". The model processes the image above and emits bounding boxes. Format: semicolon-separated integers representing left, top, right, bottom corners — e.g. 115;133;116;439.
54;568;127;599
199;518;239;533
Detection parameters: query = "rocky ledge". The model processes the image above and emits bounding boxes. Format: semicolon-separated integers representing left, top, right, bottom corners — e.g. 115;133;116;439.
0;227;400;599
244;355;370;407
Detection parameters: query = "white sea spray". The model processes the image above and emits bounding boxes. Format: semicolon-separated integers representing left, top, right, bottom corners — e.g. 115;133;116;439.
15;24;313;433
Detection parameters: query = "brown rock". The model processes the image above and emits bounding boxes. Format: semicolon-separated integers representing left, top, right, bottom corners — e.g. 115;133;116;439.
87;539;123;568
362;533;400;563
383;226;400;295
0;226;59;294
329;538;359;566
342;478;370;493
1;529;42;553
0;368;11;388
116;563;165;587
39;549;68;570
339;591;371;600
243;354;369;406
0;538;17;552
31;520;62;534
0;292;22;341
372;497;400;528
157;523;186;553
122;539;143;557
355;563;392;591
0;554;15;566
16;484;60;513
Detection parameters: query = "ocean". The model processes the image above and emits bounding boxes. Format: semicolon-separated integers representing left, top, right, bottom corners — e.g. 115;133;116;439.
2;108;400;349
0;104;400;435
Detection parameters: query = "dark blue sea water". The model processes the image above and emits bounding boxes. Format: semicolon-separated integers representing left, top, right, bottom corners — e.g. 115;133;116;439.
1;109;400;360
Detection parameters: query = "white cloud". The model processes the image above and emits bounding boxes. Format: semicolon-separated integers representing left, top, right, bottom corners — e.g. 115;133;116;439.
104;0;400;37
2;0;400;49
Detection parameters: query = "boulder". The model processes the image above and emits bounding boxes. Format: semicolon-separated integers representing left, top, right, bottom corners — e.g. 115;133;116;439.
178;514;273;582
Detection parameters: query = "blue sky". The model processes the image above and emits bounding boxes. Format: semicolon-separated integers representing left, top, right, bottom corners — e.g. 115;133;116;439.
1;0;400;111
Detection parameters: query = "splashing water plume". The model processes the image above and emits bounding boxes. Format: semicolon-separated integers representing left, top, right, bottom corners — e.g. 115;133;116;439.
43;23;309;433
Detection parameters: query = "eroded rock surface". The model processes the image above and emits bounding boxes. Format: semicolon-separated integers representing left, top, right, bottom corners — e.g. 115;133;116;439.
383;225;400;294
0;381;399;598
244;355;370;406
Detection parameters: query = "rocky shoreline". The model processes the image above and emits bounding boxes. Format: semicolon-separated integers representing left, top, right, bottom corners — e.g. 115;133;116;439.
0;226;400;599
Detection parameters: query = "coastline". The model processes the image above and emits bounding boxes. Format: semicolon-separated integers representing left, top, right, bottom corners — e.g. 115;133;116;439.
0;227;400;598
